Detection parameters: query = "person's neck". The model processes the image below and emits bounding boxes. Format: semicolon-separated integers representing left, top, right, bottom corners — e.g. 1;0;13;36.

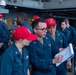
37;37;43;45
62;28;65;31
21;21;26;24
15;42;23;54
50;33;56;41
50;32;55;35
67;24;70;28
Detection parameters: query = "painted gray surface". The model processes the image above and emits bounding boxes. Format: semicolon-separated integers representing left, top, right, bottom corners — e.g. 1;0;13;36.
4;11;35;30
44;0;76;9
5;0;76;9
0;7;9;13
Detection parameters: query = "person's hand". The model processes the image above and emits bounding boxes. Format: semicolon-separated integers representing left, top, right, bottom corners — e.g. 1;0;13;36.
59;48;65;52
27;69;30;75
53;55;63;64
8;40;12;46
66;60;72;69
0;43;4;48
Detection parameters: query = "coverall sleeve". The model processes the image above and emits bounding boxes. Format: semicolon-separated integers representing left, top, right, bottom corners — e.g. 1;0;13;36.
64;30;70;44
62;33;68;48
0;27;9;43
0;54;13;75
71;27;76;43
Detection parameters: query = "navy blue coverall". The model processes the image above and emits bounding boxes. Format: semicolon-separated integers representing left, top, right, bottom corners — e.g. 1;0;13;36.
50;31;68;75
61;28;70;44
67;26;75;43
0;43;29;75
0;21;9;36
22;21;33;33
26;34;56;75
67;26;76;72
72;31;76;75
0;21;9;49
0;26;9;56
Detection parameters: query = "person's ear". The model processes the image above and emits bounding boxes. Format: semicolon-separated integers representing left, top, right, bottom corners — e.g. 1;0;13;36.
19;39;23;42
34;28;37;33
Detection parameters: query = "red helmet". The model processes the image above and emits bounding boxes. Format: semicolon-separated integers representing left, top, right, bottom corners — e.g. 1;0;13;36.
32;15;40;21
0;13;4;18
45;18;57;28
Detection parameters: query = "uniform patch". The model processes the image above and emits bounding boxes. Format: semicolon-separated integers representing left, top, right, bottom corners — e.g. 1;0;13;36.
60;40;63;43
58;34;60;36
15;51;18;54
48;43;51;47
45;37;48;40
26;56;29;60
34;41;36;44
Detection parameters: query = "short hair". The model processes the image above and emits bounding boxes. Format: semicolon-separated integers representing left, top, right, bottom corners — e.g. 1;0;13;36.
31;18;45;29
63;19;69;23
17;13;27;21
61;21;66;24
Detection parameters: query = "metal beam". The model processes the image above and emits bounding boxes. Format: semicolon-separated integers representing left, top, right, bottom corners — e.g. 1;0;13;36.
0;7;9;13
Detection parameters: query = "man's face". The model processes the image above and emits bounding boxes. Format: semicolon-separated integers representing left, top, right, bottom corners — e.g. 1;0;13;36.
16;16;22;25
34;22;47;38
61;22;67;29
47;26;56;35
65;21;70;28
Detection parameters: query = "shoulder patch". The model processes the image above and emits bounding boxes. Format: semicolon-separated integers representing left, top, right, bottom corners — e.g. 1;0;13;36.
26;56;29;60
60;40;63;43
45;37;48;40
48;43;51;47
34;41;36;44
58;34;60;36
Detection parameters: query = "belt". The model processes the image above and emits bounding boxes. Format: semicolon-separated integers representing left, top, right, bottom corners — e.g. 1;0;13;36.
32;67;51;73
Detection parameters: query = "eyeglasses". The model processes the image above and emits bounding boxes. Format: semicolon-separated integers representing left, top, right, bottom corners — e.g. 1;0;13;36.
36;28;47;31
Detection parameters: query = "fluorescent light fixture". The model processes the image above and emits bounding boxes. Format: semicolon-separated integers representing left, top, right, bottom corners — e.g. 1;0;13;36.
0;0;6;6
